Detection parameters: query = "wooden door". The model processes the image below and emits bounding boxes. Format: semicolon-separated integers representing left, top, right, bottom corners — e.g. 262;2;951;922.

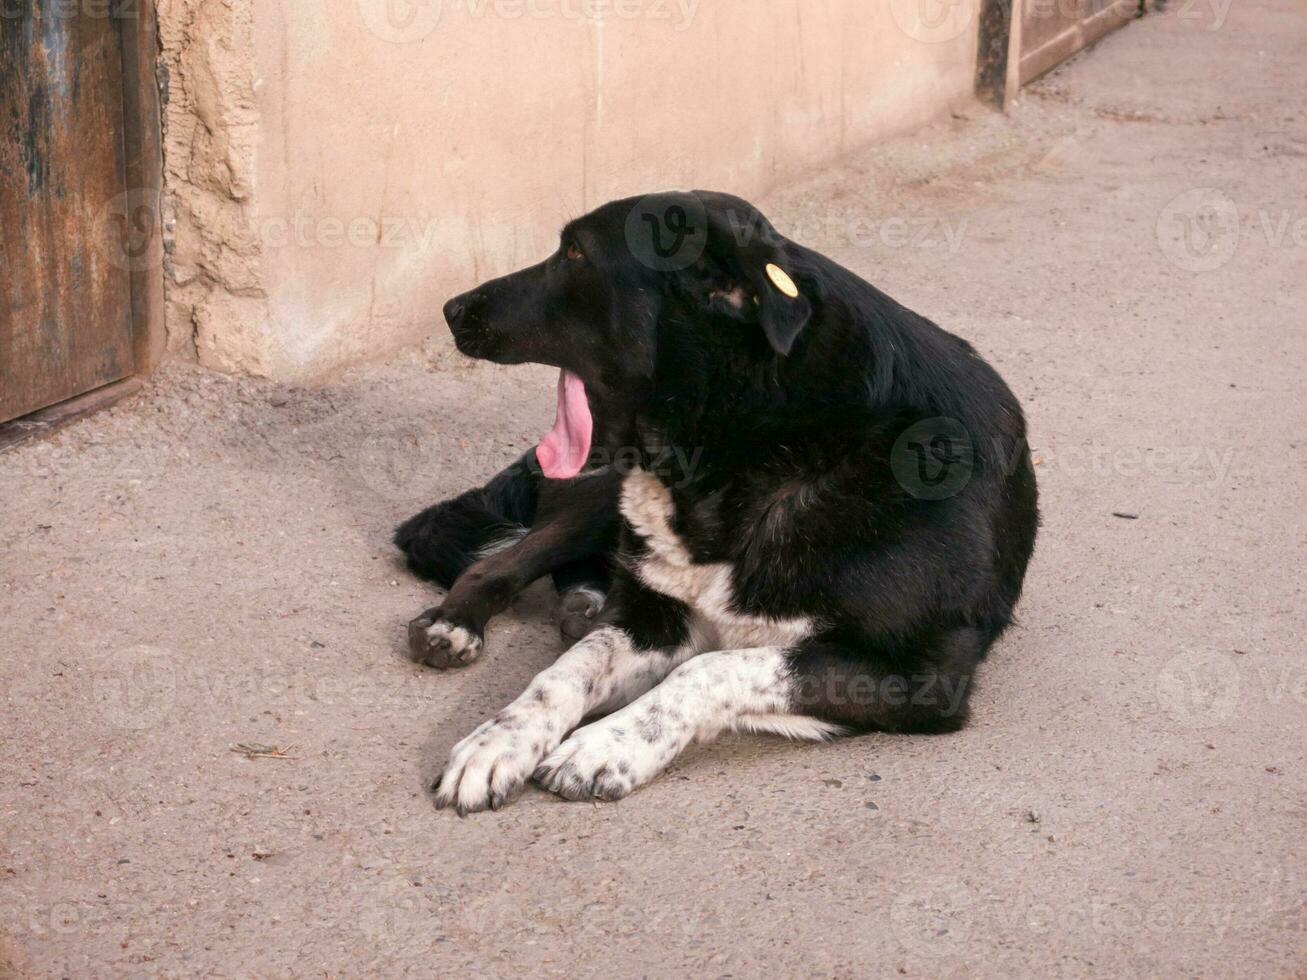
1;4;137;424
1020;0;1139;85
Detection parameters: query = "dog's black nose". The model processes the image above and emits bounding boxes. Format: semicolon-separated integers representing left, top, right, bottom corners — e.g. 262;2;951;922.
443;296;467;328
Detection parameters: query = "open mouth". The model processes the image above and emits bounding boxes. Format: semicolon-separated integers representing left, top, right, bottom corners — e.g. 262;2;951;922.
535;370;593;480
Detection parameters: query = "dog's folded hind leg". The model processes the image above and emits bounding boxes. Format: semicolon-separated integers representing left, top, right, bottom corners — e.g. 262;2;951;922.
552;556;610;646
393;451;540;589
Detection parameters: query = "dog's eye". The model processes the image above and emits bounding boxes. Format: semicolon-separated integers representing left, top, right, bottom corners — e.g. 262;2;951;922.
565;242;584;262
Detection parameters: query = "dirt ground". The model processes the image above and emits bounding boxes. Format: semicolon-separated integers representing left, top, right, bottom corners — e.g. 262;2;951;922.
3;2;1306;976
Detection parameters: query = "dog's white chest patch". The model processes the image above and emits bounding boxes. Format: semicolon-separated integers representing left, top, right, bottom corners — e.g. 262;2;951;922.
619;469;815;653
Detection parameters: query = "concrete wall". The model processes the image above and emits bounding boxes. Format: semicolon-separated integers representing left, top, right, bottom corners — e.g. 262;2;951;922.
158;0;983;379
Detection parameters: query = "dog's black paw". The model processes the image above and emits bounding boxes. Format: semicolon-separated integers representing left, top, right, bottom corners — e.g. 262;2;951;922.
407;607;485;668
557;587;606;646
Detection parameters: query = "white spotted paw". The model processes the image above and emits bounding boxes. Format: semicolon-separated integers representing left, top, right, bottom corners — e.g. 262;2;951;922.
533;720;663;803
433;714;552;815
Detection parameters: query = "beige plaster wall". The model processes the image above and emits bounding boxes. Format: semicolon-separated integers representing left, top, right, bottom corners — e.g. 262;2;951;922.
156;0;267;371
159;0;983;379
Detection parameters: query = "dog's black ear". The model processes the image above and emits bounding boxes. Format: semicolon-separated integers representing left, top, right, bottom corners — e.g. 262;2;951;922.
749;257;812;356
697;203;813;356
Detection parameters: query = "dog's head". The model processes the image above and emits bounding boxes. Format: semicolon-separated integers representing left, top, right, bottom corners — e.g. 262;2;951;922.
444;191;819;479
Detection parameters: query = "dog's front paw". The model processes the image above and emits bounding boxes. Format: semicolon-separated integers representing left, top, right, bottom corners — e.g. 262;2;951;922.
534;721;660;803
407;607;485;669
434;715;552;815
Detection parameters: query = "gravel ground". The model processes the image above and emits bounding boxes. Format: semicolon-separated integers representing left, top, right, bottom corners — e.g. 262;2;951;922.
3;2;1305;976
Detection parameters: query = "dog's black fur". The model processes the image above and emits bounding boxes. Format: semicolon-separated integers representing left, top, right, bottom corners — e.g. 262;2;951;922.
400;190;1037;737
396;455;619;665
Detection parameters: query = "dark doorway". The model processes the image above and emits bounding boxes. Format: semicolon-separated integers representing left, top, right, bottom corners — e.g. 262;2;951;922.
0;0;162;430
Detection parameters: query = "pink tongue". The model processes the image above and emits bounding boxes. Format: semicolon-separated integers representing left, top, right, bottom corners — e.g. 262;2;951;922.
536;370;593;480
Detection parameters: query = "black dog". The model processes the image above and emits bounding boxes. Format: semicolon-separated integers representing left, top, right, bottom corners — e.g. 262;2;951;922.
406;191;1038;813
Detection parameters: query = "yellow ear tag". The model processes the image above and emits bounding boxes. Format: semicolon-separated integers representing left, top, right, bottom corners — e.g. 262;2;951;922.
765;263;800;299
